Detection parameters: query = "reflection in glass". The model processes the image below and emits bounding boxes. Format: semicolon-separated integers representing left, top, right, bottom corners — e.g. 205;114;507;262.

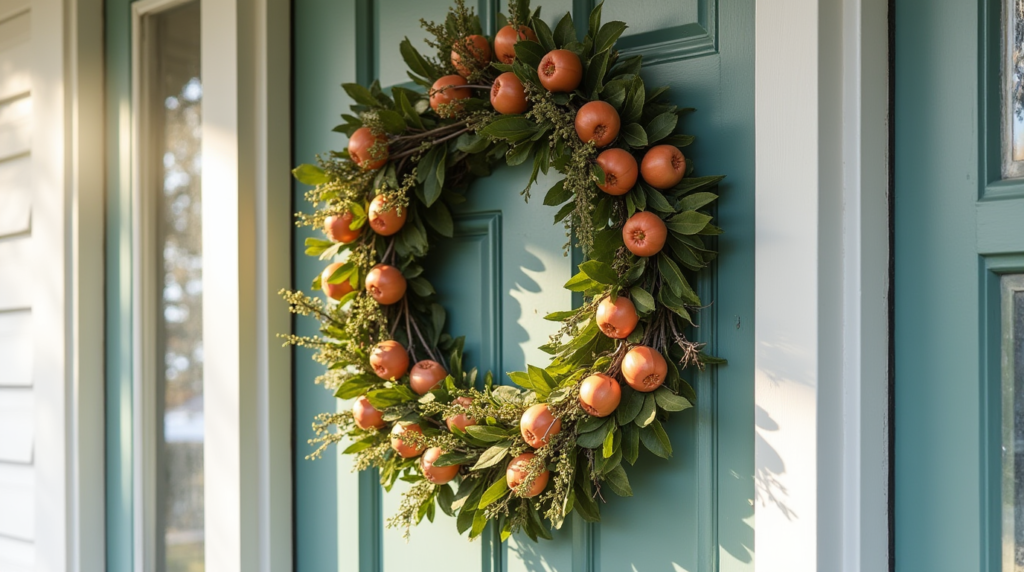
1005;0;1024;176
150;3;204;571
1002;275;1024;571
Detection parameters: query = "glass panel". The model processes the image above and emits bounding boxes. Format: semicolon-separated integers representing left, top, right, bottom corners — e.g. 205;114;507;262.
1002;275;1024;571
149;3;204;571
1004;0;1024;177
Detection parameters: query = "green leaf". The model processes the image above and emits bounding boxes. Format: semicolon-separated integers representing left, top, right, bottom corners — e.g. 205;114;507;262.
677;191;718;212
472;442;511;470
543;180;572;206
553;12;577;47
342;436;375;454
544;310;576;321
433;451;477;467
594;21;627;54
577;414;609;434
470;505;489;538
654;386;693;412
479;115;537;142
583;49;610;98
366;386;417;407
393;88;424;129
666;210;712;235
676;175;725;195
563;271;601;292
478;475;509;509
620;123;648;148
658;253;700;304
621;76;645;124
376;109;407;133
579;260;617;285
602;78;630;109
334;374;376;399
534;18;556;51
437;484;456;517
573;484;601;522
576;418;612;448
426;201;454;237
528;364;557;391
604;464;633;496
465;425;510;443
588;1;603;38
399;38;436;80
408;276;435;297
640;419;672;458
342;83;379;107
621;423;639;464
602;424;616;457
513;40;547;69
292;164;329;186
644;185;675;213
554;200;575;224
452;477;481;512
629;285;655;314
506;140;535;166
635;392;657;427
508;370;551;398
615;386;644;424
644;111;678;143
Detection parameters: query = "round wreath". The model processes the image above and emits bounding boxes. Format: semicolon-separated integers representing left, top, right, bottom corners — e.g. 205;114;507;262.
283;0;725;542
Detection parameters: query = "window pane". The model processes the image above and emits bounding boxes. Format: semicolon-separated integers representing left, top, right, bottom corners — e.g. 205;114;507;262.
1002;275;1024;571
1004;0;1024;176
150;3;204;571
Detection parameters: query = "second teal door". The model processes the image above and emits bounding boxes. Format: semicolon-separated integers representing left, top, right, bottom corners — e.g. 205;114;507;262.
293;0;755;570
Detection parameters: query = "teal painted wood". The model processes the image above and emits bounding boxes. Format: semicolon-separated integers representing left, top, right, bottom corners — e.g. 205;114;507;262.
895;0;1024;569
105;0;134;569
292;0;755;570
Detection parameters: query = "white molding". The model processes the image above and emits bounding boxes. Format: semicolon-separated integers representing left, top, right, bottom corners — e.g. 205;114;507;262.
201;0;292;570
30;0;106;570
754;0;889;569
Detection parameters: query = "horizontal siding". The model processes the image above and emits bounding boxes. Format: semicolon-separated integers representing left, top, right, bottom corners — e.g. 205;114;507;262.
0;155;31;237
0;310;31;386
0;388;32;463
0;536;32;572
0;463;33;540
0;3;32;569
0;237;32;311
0;12;30;103
0;95;30;160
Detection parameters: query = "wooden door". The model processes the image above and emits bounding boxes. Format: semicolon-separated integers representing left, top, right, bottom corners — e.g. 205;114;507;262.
292;0;755;570
895;0;1024;569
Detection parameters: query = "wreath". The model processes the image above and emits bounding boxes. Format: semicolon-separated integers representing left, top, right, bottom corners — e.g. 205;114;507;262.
283;0;725;542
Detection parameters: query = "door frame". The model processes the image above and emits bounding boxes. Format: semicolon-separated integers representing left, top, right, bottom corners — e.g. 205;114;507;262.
753;0;892;570
32;0;894;569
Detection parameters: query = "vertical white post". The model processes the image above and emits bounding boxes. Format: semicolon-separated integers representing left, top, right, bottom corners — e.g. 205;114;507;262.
202;0;292;570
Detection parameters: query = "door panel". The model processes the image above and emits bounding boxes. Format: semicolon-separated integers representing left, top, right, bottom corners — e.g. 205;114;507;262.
293;0;755;570
895;0;1024;569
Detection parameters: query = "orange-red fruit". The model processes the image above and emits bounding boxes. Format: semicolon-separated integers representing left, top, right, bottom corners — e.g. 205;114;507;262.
365;264;406;305
640;145;686;189
451;35;492;77
520;403;561;449
446;396;478;433
490;72;529;115
369;340;410;380
429;75;471;116
420;447;461;484
595;148;638;195
538;49;582;93
494;25;538;64
324;212;362;243
578;373;622;417
575;101;620;148
506;453;549;498
367;194;407;236
352;395;385;430
390;423;425;458
321;262;355;301
348;126;389;170
622;211;668;257
621;345;668;392
596;296;639;339
409;360;447;395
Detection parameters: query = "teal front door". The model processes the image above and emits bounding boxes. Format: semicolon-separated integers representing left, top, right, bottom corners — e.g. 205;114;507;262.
896;0;1024;569
293;1;755;570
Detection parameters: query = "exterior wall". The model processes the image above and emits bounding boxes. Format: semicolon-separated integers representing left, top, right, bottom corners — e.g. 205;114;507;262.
0;0;38;569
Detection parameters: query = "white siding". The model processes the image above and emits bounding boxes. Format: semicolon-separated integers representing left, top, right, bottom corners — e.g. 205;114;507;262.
0;3;35;565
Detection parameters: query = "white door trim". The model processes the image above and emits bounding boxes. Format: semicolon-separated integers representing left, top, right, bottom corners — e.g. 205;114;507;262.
753;0;890;569
200;0;293;570
30;0;106;570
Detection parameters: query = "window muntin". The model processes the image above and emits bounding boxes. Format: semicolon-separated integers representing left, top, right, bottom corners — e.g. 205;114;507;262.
1002;274;1024;571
